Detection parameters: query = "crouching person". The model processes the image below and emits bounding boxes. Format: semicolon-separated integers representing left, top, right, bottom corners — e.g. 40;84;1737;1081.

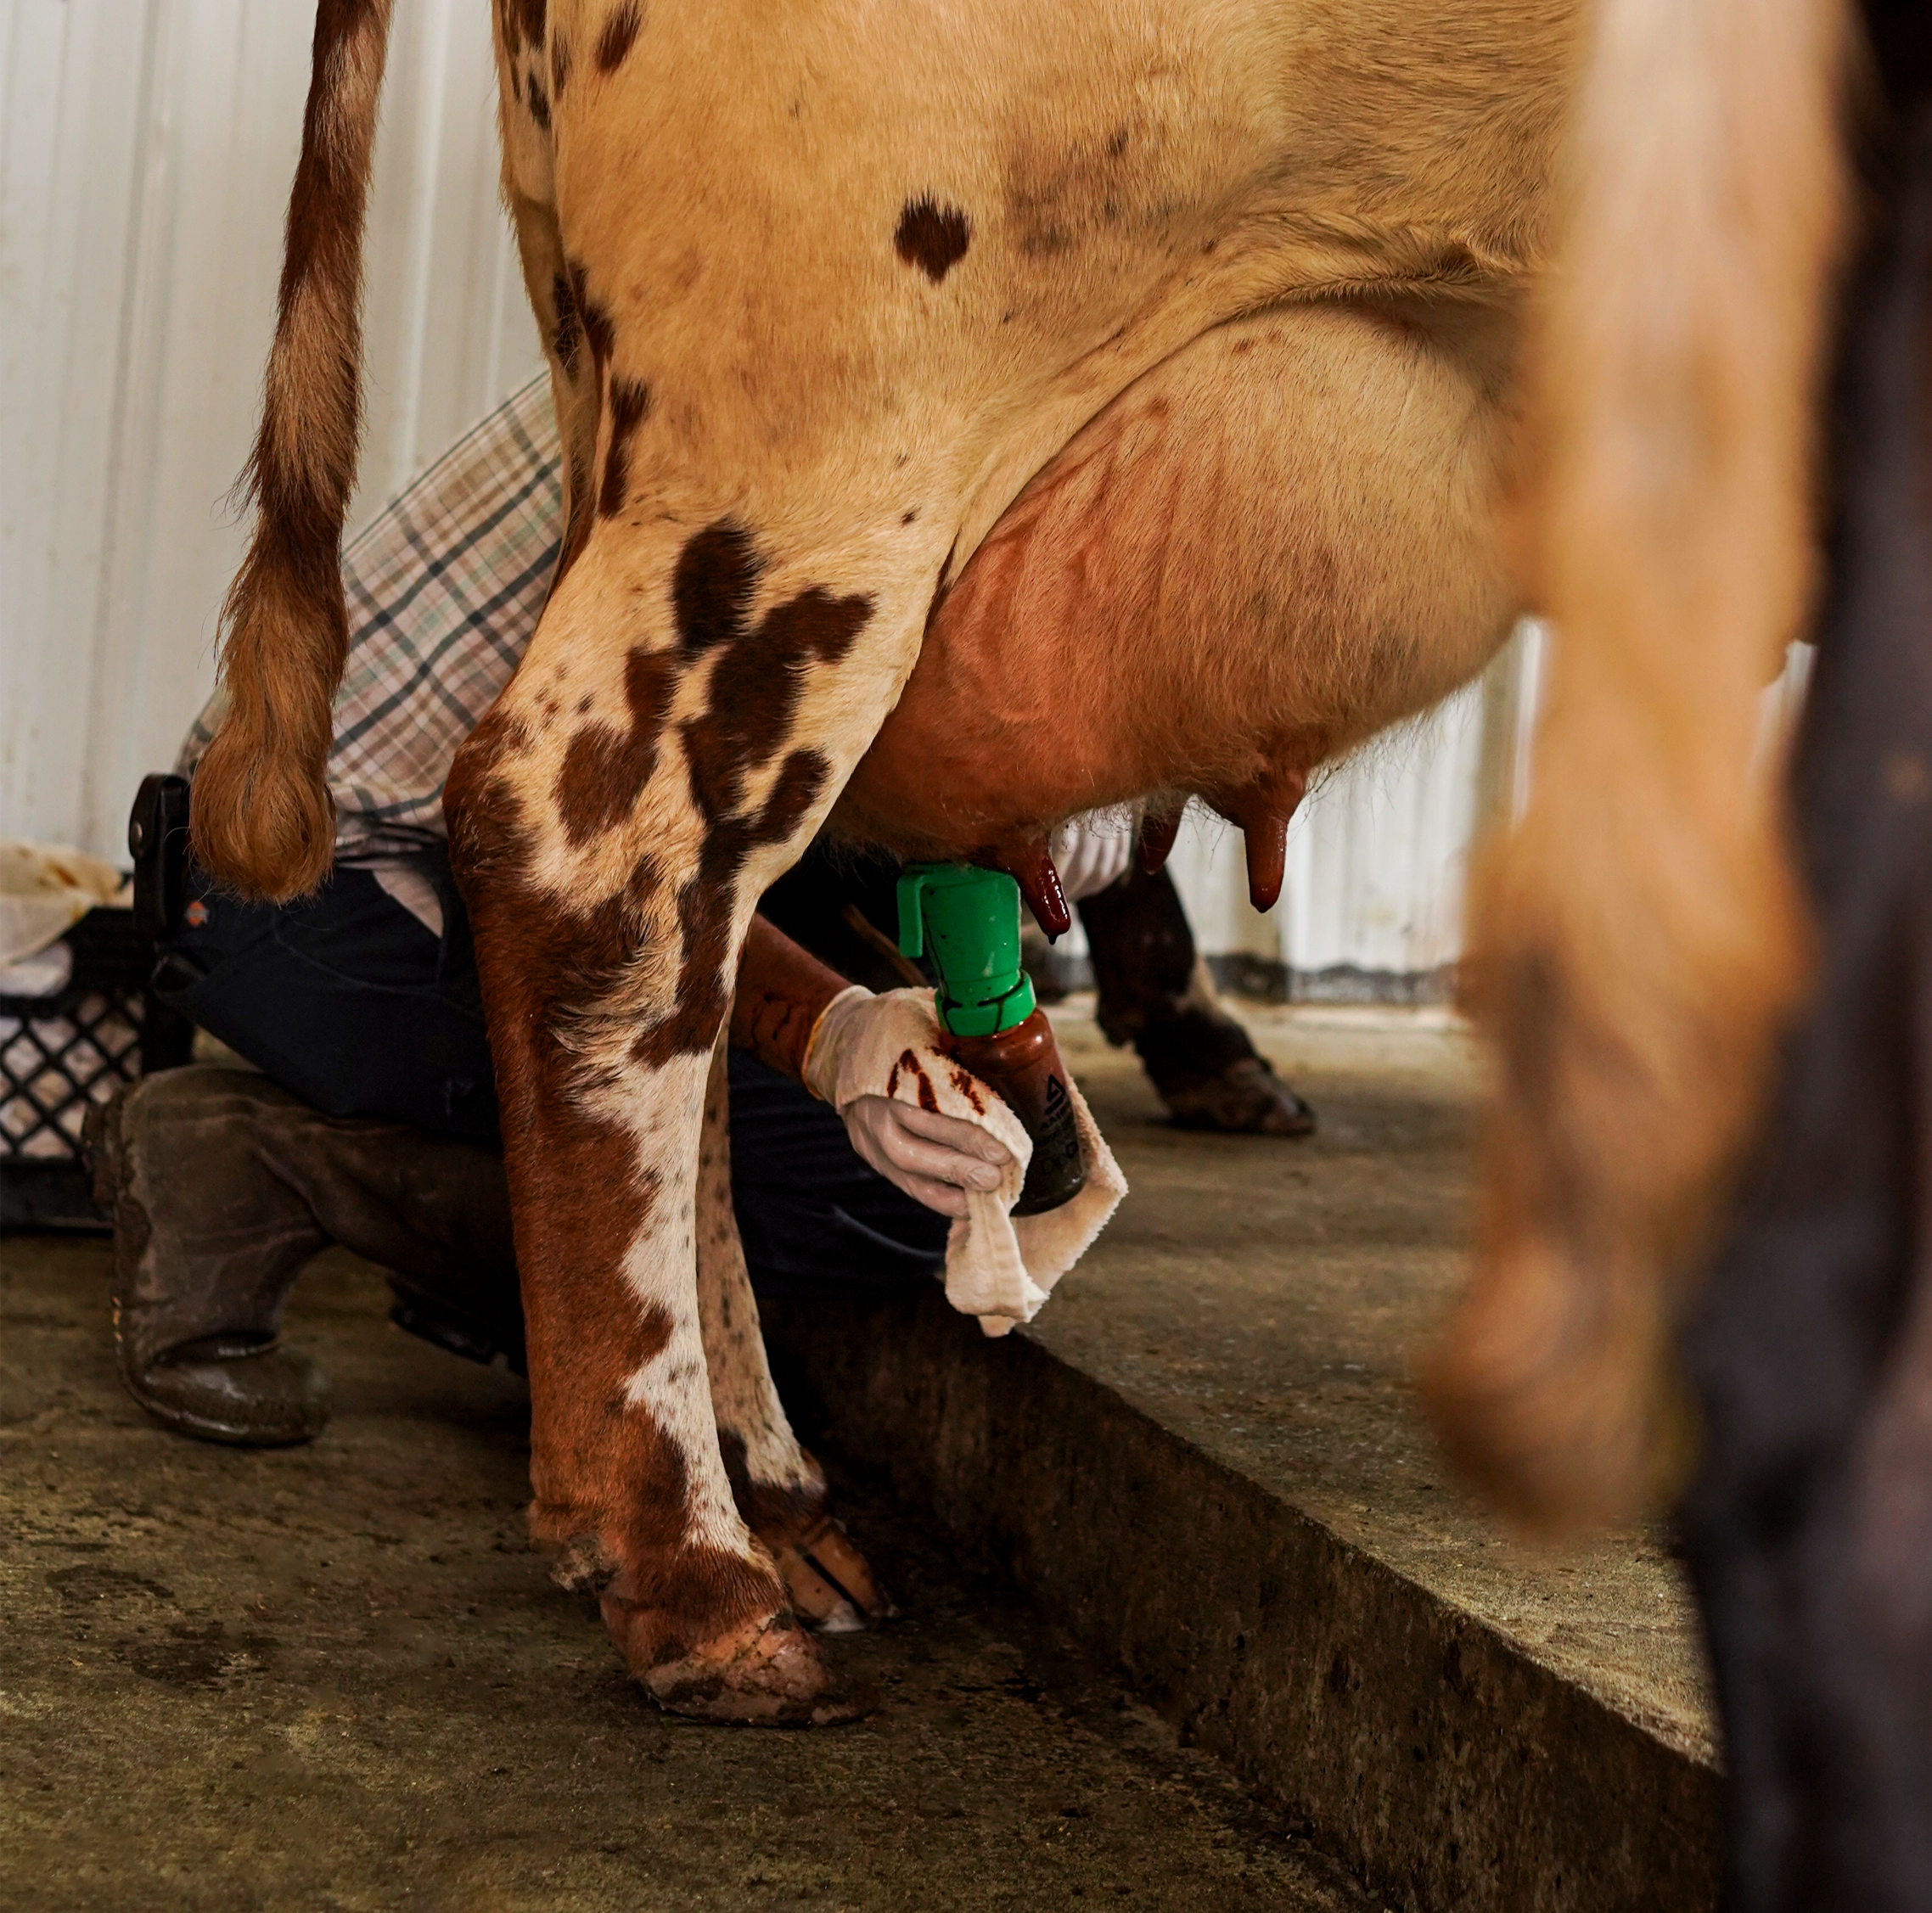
89;831;1003;1452
92;382;1025;1460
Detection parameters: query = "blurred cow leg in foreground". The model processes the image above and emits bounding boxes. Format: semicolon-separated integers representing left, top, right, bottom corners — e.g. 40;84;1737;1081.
1682;41;1932;1909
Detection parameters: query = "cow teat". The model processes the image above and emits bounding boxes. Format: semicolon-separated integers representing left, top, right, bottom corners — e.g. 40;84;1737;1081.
985;838;1071;940
1242;812;1291;914
1206;769;1309;914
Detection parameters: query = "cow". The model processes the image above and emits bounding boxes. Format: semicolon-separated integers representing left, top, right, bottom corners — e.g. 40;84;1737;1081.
189;0;1578;1721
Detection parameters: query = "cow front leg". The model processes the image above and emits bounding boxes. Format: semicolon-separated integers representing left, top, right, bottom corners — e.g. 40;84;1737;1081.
695;1035;892;1632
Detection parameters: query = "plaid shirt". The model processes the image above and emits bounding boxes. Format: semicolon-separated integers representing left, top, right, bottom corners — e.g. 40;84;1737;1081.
180;374;563;854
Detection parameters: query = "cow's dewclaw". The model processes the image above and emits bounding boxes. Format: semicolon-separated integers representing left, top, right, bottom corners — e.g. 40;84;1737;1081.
771;1518;898;1635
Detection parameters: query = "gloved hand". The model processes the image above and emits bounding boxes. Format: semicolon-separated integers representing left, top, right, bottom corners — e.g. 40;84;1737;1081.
805;986;1014;1216
842;1094;1011;1217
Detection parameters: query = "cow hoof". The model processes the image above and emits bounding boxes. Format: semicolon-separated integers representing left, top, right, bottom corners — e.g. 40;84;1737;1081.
772;1517;898;1635
623;1608;862;1725
1162;1054;1316;1136
1132;1007;1317;1137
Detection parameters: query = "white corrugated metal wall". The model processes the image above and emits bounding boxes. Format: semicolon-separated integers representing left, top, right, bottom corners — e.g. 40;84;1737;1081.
1;0;1517;984
0;0;542;863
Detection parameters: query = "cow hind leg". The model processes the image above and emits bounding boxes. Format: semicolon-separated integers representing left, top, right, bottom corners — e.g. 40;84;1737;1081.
695;1036;892;1633
445;477;924;1719
446;710;839;1722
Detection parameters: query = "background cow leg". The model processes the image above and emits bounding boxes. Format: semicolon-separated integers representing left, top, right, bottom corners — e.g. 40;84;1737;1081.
1079;864;1316;1136
695;1035;890;1633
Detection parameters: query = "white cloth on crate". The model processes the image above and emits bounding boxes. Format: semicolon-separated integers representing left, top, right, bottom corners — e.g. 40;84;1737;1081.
805;986;1126;1337
0;842;130;971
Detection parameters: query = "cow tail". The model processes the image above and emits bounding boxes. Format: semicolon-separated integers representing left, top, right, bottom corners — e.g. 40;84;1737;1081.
190;0;398;902
1421;0;1851;1528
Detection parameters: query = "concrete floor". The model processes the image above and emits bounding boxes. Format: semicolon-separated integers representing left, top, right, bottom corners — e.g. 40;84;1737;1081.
2;1235;1372;1913
1037;1002;1713;1769
0;1001;1712;1910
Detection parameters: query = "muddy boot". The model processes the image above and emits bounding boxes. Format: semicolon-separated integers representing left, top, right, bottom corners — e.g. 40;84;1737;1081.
1077;865;1316;1136
87;1068;522;1447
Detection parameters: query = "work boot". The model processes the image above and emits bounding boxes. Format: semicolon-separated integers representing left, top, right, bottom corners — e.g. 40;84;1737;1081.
1078;865;1316;1136
86;1068;522;1447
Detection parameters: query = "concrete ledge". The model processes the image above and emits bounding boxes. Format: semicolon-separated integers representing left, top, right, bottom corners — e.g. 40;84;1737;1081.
766;1287;1720;1913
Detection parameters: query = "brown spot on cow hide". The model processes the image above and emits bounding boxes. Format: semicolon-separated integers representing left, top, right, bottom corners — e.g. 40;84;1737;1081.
716;1429;828;1543
555;436;597;589
632;851;739;1074
514;0;547;50
895;198;972;283
551;32;570;94
672;520;761;656
633;750;829;1071
525;69;552;132
682;586;872;822
600;378;652;519
566;259;616;379
1003;119;1152;261
597;1;642;72
751;748;830;849
554;646;678;844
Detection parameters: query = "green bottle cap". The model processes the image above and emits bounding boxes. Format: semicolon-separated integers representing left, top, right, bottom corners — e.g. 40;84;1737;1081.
896;862;1038;1038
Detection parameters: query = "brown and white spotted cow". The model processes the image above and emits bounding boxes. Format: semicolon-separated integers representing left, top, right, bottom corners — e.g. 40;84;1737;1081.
192;0;1578;1719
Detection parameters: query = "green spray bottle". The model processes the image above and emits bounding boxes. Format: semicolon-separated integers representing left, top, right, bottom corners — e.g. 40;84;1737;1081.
897;862;1087;1216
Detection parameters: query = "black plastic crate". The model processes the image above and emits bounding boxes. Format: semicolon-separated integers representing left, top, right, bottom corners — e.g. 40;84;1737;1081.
0;906;192;1231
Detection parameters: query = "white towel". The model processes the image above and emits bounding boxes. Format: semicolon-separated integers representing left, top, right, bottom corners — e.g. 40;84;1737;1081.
804;986;1127;1336
0;842;129;968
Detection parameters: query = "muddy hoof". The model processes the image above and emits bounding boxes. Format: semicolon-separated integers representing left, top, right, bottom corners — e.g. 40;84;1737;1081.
772;1517;899;1635
619;1608;863;1725
1163;1054;1316;1136
1135;1008;1316;1136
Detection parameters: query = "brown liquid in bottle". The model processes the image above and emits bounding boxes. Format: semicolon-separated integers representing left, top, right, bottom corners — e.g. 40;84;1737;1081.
949;1009;1087;1216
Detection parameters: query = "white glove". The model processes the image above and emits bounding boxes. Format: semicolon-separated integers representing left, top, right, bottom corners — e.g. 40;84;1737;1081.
804;985;1128;1334
806;986;1014;1216
842;1095;1012;1217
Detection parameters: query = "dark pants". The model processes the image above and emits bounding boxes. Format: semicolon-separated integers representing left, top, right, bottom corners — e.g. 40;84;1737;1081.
153;843;947;1300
